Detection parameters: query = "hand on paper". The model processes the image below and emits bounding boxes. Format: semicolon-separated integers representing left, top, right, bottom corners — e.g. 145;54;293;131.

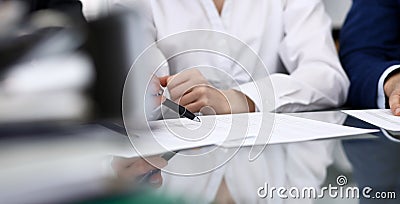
159;68;255;115
159;68;210;101
384;73;400;116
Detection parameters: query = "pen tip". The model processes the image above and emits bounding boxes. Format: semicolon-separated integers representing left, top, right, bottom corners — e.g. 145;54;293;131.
194;117;201;122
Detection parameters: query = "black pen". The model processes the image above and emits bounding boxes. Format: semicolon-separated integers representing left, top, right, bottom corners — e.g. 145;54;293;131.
152;83;200;122
162;98;201;122
136;151;177;185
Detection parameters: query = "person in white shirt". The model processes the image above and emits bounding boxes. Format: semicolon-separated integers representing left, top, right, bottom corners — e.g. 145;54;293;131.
115;0;349;203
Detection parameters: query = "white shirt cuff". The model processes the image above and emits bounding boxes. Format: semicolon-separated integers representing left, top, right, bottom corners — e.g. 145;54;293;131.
377;65;400;142
381;128;400;143
232;81;264;112
377;65;400;108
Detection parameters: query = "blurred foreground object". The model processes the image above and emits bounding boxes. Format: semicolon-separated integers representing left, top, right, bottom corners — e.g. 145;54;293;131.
0;2;94;124
85;9;165;129
0;2;176;203
0;124;119;203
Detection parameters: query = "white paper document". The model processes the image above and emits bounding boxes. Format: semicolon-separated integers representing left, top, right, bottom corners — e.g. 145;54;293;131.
222;113;378;148
342;109;400;131
128;112;378;155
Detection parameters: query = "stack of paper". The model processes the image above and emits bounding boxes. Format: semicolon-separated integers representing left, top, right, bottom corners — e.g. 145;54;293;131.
223;113;378;148
342;109;400;131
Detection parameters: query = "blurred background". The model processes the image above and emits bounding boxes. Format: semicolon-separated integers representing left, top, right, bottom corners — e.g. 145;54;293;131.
80;0;352;30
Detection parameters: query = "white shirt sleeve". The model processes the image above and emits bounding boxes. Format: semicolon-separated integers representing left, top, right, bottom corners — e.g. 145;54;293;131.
238;0;349;113
233;81;264;112
381;128;400;143
377;65;400;109
377;65;400;142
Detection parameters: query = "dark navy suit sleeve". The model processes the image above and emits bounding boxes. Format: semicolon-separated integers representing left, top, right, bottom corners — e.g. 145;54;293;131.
339;0;400;108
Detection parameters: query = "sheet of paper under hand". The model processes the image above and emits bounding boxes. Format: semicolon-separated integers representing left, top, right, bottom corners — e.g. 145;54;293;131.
221;113;378;148
129;112;378;155
342;109;400;131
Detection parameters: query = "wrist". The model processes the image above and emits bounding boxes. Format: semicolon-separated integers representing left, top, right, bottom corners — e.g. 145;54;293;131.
384;73;400;97
223;89;255;114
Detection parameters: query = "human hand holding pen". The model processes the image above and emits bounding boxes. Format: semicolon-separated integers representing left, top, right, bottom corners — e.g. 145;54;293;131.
159;68;255;114
111;156;167;188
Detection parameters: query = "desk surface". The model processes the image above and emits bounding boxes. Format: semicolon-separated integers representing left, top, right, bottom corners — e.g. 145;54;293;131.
0;110;391;203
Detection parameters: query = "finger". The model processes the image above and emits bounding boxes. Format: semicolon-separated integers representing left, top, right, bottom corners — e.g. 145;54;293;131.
131;157;165;176
121;159;155;178
117;166;145;180
178;89;200;106
111;156;140;171
166;68;203;88
118;160;158;181
159;76;170;87
155;95;165;106
145;156;168;168
389;89;400;116
185;100;206;113
149;171;163;188
169;81;198;101
165;74;189;91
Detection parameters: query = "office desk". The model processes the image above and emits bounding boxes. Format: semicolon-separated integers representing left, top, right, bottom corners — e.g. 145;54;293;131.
0;111;393;203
